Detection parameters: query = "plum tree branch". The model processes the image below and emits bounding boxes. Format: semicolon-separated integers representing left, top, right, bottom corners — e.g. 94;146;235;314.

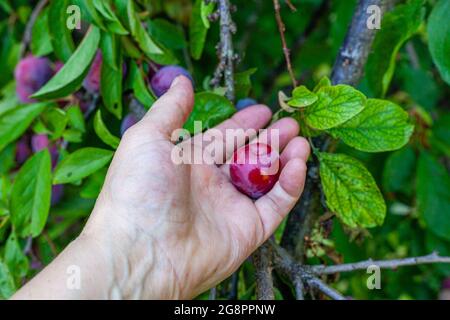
211;0;236;102
20;0;49;58
312;252;450;275
253;242;275;300
272;0;298;88
331;0;387;85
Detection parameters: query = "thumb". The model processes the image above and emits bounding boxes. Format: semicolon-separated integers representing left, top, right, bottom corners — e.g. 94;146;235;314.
141;75;194;138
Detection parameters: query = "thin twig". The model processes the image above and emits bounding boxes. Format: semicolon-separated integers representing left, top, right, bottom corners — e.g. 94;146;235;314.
272;0;298;88
306;277;346;300
294;276;305;300
20;0;49;58
252;242;275;300
211;0;236;102
312;252;450;275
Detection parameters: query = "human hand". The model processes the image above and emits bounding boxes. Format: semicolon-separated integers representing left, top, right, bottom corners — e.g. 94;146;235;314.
13;76;310;300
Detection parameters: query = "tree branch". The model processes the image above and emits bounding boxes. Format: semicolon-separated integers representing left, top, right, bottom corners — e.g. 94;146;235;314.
272;0;297;88
331;0;386;85
253;242;275;300
306;277;346;300
20;0;49;58
211;0;236;102
312;252;450;275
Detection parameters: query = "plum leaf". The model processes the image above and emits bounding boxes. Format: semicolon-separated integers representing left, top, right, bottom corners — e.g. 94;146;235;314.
328;99;414;152
318;152;386;228
94;110;120;149
304;85;366;130
10;150;52;238
53;147;114;184
31;27;101;100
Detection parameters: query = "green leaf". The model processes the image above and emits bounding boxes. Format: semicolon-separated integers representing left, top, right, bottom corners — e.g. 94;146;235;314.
93;0;128;35
382;146;416;195
94;110;120;149
190;0;212;60
417;151;450;241
318;152;386;228
234;68;257;101
10;150;52;238
201;0;215;28
427;0;450;85
184;92;236;134
328;99;414;152
148;18;187;50
0;261;15;299
53;148;114;184
127;61;155;108
80;167;107;199
366;0;424;96
48;0;75;62
4;232;29;278
41;107;68;140
304;85;366;130
66;105;86;133
0;102;48;152
429;113;450;157
127;1;176;65
0;144;16;175
313;77;332;92
288;86;318;108
100;33;123;119
72;0;106;30
31;27;101;100
31;8;53;56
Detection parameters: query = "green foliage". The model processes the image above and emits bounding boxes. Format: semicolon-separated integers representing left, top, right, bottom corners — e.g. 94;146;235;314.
10;150;52;238
94;110;120;149
318;152;386;228
304;85;366;130
48;0;75;62
184;92;236;133
328;99;414;152
427;0;450;85
0;102;49;152
366;0;424;97
0;0;448;300
53;148;114;184
32;27;101;100
417;151;450;241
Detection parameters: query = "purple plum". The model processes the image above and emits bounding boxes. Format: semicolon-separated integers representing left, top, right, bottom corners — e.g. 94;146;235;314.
51;184;64;206
120;113;138;136
14;55;53;103
31;134;59;168
83;51;103;93
15;135;32;165
236;98;257;111
150;65;193;97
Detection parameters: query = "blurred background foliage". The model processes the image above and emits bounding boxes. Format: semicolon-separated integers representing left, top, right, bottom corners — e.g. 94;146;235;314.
0;0;449;300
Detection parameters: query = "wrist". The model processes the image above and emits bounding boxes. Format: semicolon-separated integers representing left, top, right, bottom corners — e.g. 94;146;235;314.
82;206;183;299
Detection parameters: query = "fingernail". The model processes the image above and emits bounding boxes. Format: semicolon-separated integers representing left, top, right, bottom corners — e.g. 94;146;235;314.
170;76;182;89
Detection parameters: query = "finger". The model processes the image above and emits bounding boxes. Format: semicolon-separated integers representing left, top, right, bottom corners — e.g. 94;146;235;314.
280;137;310;169
248;117;299;155
197;105;272;164
139;76;194;138
255;158;307;242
